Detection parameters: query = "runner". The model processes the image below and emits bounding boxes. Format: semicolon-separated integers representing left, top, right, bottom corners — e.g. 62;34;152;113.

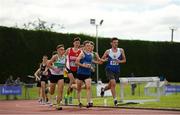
34;68;41;103
34;55;49;104
65;37;81;97
48;44;66;110
100;37;126;106
75;40;94;108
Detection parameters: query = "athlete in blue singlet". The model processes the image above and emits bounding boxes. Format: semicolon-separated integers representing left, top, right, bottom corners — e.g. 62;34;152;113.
101;37;126;106
75;41;94;108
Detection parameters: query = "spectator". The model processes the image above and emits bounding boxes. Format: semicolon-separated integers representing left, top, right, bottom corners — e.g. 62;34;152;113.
5;75;14;86
13;77;21;100
15;77;21;86
130;73;137;95
5;75;15;100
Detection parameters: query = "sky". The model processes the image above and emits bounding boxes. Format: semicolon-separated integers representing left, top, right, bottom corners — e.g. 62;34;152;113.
0;0;180;42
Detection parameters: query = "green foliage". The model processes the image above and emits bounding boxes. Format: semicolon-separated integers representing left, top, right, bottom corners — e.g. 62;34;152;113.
22;18;65;32
0;26;180;83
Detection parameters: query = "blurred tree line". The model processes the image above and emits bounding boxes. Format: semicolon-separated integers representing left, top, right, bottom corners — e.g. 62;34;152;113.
0;26;180;83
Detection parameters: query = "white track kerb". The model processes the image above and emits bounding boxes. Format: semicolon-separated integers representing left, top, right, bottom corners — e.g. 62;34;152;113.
119;77;160;104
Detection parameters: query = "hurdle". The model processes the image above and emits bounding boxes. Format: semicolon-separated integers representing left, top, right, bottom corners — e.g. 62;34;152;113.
119;77;160;103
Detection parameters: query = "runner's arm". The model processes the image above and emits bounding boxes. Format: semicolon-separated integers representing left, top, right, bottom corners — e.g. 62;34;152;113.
116;48;126;64
34;68;41;81
101;50;109;62
47;55;57;70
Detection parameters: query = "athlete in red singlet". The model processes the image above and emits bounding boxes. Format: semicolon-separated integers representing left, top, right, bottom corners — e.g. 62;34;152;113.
66;37;81;95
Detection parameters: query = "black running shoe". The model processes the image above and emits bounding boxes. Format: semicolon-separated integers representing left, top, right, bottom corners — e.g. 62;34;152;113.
100;88;105;97
90;102;93;107
79;103;83;108
46;98;49;102
38;98;42;103
114;100;118;106
56;106;62;110
86;102;93;108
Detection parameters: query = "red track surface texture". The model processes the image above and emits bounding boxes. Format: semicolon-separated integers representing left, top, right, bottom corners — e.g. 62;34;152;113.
0;100;179;115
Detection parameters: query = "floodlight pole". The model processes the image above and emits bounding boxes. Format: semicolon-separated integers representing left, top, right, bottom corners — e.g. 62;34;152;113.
90;19;103;83
95;24;99;83
171;28;175;42
169;27;177;42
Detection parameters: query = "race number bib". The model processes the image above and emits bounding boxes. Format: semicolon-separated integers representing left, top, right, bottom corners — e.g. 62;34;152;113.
70;61;76;67
54;67;64;74
83;63;91;68
110;60;119;65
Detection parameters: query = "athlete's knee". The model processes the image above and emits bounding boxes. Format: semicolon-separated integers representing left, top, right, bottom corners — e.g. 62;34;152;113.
69;79;75;84
77;88;81;92
77;85;82;91
50;91;54;95
41;85;46;89
111;83;116;88
50;88;55;95
86;84;91;90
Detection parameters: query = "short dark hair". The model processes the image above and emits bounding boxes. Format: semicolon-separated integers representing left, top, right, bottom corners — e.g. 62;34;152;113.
83;40;90;46
43;55;48;58
42;55;48;60
90;41;95;46
73;37;81;42
111;37;118;42
56;44;64;50
52;51;57;55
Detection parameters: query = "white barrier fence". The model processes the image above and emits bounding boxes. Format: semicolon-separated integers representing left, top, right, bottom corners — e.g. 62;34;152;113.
119;77;160;103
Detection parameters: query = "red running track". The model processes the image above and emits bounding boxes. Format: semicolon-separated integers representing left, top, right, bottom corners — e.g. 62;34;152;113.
0;100;179;115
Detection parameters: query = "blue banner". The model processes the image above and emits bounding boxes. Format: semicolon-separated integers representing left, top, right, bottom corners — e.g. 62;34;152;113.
0;86;22;95
165;85;180;93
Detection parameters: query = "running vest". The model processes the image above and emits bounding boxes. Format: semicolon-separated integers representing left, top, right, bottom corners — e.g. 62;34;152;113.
77;52;93;76
106;48;122;73
40;63;47;76
67;48;81;72
40;63;46;72
50;55;66;75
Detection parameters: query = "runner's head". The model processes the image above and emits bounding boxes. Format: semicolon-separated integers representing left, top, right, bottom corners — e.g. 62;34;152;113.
83;40;91;52
56;44;65;55
111;37;119;48
42;55;48;63
89;41;95;52
73;37;81;48
52;51;57;56
79;44;84;50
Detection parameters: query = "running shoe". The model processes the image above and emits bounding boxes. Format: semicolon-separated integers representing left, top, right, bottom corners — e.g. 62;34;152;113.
56;104;62;110
79;103;83;108
114;100;118;106
100;87;105;97
86;102;93;108
38;98;42;103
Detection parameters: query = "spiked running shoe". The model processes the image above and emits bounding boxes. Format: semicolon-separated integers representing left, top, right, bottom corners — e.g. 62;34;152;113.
86;102;93;108
56;104;62;110
114;100;118;106
79;103;83;108
100;87;105;97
